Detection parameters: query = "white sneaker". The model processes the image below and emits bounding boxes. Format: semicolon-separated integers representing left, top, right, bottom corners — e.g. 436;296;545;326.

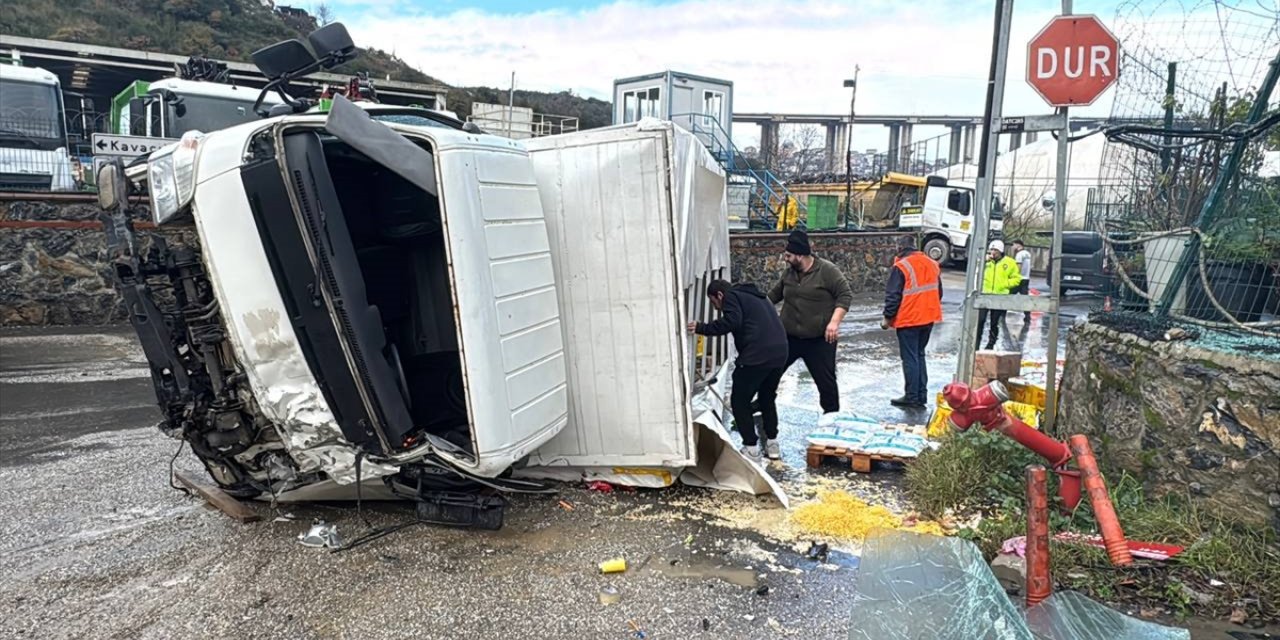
764;440;782;460
817;412;839;428
740;445;764;466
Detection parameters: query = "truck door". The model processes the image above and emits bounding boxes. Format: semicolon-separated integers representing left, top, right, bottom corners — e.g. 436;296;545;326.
322;96;568;478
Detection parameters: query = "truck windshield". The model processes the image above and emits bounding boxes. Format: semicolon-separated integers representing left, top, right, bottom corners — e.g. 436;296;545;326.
165;93;262;137
0;79;65;149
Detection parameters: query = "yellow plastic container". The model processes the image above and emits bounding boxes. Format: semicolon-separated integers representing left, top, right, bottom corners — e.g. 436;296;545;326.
598;558;627;574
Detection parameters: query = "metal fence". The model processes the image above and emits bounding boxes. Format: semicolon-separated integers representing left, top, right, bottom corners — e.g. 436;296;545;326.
1085;0;1280;340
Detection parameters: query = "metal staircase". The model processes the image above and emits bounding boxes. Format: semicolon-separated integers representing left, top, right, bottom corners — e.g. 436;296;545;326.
672;113;807;231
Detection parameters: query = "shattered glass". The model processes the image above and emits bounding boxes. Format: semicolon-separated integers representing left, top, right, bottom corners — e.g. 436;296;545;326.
849;530;1032;640
1026;592;1190;640
848;530;1190;640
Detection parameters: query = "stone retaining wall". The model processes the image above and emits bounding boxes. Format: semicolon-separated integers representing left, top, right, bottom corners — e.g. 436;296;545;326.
730;231;907;294
1059;322;1280;529
0;195;189;326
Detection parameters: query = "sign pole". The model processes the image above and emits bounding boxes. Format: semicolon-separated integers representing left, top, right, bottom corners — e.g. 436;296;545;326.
1043;0;1072;435
957;0;1015;386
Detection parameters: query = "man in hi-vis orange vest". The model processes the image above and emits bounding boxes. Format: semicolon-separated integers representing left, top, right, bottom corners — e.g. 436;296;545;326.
881;235;943;408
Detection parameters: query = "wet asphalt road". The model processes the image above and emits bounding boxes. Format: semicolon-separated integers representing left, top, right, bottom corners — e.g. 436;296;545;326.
0;273;1097;640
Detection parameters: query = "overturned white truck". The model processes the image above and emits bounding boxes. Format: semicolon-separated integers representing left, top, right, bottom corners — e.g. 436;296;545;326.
97;24;778;530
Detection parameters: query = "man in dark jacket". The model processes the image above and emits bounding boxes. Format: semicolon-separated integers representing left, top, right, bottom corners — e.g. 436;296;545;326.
768;229;852;417
688;280;788;464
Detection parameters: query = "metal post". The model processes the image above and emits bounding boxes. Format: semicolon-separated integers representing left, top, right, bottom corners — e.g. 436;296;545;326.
956;0;1014;385
507;71;515;138
1157;49;1280;316
1041;0;1072;435
1159;62;1176;176
844;67;859;225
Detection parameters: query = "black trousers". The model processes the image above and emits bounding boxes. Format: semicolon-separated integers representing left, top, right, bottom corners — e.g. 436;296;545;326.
896;324;933;404
977;308;1008;350
731;364;784;447
785;335;840;413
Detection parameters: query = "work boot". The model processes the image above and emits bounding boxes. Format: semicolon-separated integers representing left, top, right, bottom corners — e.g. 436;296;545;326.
740;445;764;466
764;440;782;461
890;396;913;407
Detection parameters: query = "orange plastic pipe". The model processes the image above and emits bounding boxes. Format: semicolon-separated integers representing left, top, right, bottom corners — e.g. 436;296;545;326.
1025;465;1052;607
1068;435;1133;567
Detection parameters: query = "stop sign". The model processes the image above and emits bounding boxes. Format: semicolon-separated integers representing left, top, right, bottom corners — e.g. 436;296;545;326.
1027;15;1120;107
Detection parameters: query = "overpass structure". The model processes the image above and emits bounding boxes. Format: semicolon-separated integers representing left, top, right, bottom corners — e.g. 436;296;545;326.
732;111;1120;173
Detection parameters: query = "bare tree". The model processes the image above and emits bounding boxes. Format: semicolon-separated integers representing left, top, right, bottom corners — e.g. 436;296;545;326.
313;2;334;25
777;124;827;179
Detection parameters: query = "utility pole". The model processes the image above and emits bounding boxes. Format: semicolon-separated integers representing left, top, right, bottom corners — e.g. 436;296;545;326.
843;67;860;228
956;0;1014;386
508;71;516;139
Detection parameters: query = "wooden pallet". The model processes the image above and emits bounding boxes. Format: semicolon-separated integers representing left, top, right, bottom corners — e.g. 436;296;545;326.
805;444;914;473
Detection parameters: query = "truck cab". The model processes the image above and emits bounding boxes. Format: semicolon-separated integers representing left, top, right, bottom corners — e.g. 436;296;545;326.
115;78;283;138
96;24;567;526
0;64;75;191
900;176;1004;265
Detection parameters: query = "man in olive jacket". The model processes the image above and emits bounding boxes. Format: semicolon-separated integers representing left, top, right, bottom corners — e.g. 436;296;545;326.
768;229;852;416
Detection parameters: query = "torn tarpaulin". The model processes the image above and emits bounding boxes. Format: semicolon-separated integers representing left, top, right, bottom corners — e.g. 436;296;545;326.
847;530;1190;640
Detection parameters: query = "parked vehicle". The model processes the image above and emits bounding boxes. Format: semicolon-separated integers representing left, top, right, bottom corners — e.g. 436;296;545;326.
0;63;75;191
112;77;284;139
896;174;1005;265
1043;231;1111;293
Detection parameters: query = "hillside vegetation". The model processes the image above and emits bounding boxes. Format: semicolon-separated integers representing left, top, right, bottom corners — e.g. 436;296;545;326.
0;0;612;128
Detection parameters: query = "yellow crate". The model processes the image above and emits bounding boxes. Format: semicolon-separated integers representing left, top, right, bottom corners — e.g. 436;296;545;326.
928;393;1041;439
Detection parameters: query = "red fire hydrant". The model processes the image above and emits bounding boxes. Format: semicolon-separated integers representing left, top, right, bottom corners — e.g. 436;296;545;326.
942;380;1133;568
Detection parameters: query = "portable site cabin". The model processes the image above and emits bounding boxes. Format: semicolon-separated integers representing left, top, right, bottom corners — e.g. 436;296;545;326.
613;71;734;155
521;120;784;503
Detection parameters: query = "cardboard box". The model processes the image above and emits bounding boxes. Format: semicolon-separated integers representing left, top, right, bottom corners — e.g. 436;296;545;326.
975;351;1022;379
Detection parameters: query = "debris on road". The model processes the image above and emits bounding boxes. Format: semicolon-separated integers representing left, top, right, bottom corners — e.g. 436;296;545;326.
587;480;616;493
297;520;344;550
598;585;621;606
599;557;627;574
805;542;829;562
849;531;1191;640
792;490;945;541
558;500;575;511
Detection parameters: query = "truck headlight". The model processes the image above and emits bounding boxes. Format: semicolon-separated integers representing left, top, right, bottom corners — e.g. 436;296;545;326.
148;131;203;225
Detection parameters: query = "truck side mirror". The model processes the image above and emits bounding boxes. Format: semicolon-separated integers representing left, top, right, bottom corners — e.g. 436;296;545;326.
97;162;127;211
308;23;357;68
252;39;317;79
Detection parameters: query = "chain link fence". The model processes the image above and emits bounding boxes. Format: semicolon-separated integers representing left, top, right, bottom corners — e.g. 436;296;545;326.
1087;0;1280;341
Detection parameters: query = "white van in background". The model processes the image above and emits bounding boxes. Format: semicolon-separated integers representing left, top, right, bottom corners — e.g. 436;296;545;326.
0;64;75;191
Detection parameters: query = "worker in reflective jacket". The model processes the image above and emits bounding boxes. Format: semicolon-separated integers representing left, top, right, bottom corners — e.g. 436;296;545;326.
977;239;1023;350
881;235;943;408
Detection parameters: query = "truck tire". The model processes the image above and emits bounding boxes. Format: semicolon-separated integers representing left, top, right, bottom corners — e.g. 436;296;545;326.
923;237;951;266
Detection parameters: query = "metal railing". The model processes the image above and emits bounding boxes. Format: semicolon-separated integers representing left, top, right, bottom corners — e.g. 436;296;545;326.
465;111;580;139
671;112;807;231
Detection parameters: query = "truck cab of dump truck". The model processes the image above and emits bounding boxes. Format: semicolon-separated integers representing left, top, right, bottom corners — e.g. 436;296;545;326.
115;77;285;139
899;175;1004;265
0;63;75;191
95;23;567;527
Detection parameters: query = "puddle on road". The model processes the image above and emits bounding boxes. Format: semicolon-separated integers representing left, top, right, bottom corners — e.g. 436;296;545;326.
645;545;760;588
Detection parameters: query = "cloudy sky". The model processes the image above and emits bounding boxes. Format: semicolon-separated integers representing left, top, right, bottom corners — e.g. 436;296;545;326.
326;0;1276;150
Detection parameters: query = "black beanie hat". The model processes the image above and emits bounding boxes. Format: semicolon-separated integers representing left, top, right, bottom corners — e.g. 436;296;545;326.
785;229;811;256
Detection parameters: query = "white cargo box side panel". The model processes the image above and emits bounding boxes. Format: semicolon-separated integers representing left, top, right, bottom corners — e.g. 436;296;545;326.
525;126;692;467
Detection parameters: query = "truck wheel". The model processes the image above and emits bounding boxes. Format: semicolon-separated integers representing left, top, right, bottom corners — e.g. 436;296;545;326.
923;238;951;266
